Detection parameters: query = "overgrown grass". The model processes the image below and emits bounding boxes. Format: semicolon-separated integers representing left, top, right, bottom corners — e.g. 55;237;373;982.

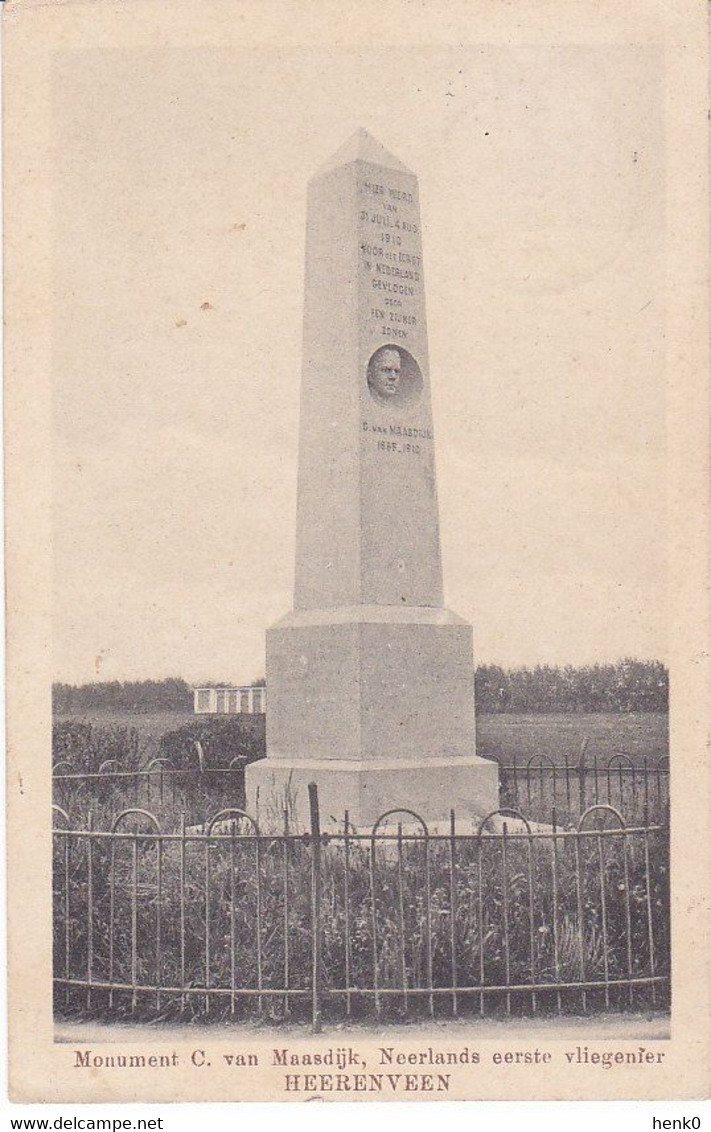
53;816;670;1025
52;710;671;1026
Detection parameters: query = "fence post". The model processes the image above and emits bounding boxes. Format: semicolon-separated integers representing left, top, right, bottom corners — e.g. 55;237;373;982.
308;782;323;1033
577;737;589;814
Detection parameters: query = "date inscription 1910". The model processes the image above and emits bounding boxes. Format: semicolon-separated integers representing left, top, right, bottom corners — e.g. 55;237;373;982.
360;178;421;344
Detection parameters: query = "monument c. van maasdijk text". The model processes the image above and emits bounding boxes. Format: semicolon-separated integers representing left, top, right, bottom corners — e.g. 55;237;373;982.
246;129;499;827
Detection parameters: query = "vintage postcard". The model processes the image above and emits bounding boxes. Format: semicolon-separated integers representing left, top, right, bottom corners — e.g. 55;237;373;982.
5;0;710;1104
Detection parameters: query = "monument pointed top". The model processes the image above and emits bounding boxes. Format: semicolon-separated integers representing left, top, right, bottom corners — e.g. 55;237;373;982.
316;128;413;176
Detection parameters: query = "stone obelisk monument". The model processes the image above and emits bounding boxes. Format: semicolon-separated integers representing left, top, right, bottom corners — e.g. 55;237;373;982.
246;129;499;827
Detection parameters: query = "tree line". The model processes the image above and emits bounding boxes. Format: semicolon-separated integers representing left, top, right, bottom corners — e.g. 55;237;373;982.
475;659;668;714
52;677;193;714
53;659;668;716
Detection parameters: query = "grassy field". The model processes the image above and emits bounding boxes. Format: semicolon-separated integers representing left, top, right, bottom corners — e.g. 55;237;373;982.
476;712;668;766
53;708;193;736
53;709;669;767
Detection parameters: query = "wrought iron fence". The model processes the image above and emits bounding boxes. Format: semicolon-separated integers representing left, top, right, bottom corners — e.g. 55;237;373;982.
52;759;248;829
53;741;669;831
488;746;669;824
53;785;670;1029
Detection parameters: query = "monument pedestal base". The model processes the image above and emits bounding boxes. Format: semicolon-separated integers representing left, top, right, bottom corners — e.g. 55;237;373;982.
247;604;499;828
264;605;484;759
245;754;499;831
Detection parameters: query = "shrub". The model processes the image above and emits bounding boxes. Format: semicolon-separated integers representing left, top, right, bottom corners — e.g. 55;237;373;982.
52;721;141;774
158;716;265;770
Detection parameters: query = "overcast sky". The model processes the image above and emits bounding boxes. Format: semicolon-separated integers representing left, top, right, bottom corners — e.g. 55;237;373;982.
52;43;666;684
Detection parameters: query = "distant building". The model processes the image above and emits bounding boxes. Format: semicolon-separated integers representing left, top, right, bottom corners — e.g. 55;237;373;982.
193;685;266;715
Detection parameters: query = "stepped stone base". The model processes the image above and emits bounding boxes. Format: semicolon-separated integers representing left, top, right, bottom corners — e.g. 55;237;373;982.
245;605;500;829
245;754;499;832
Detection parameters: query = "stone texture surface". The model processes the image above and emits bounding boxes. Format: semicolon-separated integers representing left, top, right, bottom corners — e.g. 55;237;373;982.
246;755;500;832
294;129;441;610
245;130;499;827
265;606;476;764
